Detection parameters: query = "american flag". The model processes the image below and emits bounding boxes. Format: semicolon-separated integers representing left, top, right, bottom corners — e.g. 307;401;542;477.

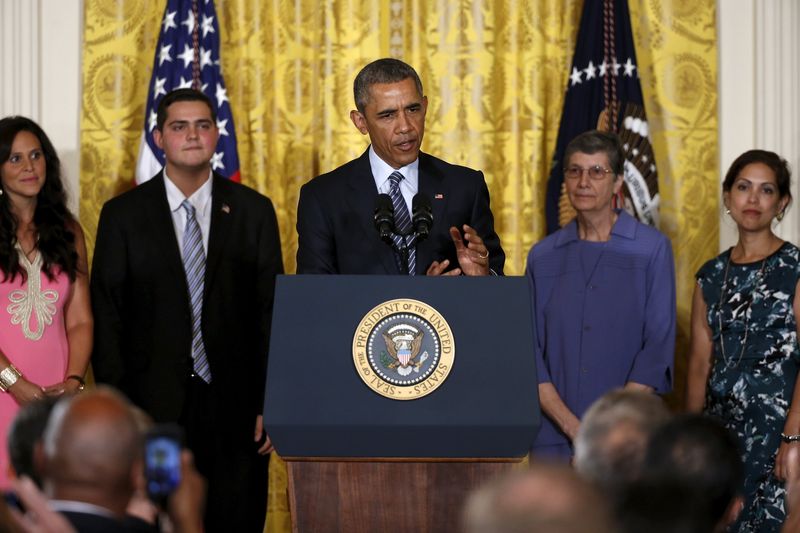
544;0;659;232
136;0;241;183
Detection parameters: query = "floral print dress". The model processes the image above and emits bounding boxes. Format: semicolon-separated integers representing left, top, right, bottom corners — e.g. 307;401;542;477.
697;242;800;532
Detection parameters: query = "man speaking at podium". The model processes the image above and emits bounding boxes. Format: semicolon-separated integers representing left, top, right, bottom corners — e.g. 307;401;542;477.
296;58;504;276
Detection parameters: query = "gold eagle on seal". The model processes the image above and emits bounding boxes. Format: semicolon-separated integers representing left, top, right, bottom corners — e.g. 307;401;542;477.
382;328;425;376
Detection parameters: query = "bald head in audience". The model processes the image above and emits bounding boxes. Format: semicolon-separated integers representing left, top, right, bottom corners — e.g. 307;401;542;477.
463;464;615;533
573;389;670;494
40;387;142;517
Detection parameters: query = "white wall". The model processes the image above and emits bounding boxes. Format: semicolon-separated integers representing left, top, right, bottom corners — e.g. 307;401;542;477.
0;0;82;215
718;0;800;250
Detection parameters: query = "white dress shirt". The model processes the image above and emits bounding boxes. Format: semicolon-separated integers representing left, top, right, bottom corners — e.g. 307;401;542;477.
164;171;213;256
369;145;419;212
49;499;116;517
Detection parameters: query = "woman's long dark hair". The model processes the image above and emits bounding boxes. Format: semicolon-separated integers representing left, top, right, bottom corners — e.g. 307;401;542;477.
0;116;78;281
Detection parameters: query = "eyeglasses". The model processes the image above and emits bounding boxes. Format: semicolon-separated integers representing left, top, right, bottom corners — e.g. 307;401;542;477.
564;165;614;180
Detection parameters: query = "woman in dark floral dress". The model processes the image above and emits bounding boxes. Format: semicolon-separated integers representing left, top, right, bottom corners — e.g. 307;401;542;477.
687;150;800;531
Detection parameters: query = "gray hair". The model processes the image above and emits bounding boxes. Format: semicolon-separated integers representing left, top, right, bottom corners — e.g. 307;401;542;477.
573;389;670;492
353;58;423;112
463;464;615;533
564;130;625;176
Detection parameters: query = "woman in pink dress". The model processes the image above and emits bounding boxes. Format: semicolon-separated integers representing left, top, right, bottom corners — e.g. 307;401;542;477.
0;117;92;488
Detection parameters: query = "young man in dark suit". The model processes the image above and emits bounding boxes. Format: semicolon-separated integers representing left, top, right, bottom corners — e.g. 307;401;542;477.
91;89;283;532
296;58;504;275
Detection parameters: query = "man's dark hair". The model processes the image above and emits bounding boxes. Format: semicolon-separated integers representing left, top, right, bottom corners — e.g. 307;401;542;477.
617;480;717;533
156;88;217;131
353;58;423;113
641;414;743;526
564;130;625;176
7;396;59;487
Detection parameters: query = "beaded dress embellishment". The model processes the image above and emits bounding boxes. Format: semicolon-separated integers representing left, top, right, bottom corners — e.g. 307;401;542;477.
6;244;58;341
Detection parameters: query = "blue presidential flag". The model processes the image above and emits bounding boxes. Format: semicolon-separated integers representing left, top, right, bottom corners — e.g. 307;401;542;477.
545;0;659;232
136;0;241;183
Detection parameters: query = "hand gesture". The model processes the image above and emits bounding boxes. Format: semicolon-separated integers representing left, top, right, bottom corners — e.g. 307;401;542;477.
450;224;490;276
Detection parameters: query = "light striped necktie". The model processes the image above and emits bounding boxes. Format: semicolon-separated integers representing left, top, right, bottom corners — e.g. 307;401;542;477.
181;200;211;383
388;171;416;275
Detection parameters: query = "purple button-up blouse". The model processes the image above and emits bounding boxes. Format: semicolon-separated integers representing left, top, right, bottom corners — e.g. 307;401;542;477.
526;210;676;449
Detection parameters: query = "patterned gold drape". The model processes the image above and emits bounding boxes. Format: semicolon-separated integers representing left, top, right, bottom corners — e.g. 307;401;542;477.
628;0;719;407
80;1;718;531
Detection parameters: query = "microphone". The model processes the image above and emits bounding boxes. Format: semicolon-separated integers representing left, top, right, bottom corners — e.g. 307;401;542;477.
374;194;395;244
411;193;433;243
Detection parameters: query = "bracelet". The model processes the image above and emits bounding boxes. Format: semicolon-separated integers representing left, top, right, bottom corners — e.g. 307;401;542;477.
781;432;800;443
66;374;86;391
0;364;22;392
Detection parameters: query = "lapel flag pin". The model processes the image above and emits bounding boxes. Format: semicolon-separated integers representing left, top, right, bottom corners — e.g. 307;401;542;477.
222;203;231;214
434;194;444;200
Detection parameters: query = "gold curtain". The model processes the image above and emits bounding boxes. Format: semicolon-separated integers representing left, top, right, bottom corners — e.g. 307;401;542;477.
80;1;718;531
627;0;719;406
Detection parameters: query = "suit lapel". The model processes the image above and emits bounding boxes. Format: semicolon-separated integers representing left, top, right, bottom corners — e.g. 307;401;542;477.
144;174;188;285
416;152;447;274
347;150;398;274
206;173;232;293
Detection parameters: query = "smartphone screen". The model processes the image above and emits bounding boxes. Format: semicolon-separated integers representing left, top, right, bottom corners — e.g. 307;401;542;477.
3;490;23;513
144;425;183;501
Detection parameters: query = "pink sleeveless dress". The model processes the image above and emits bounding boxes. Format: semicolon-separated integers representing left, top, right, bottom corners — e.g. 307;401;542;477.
0;251;70;489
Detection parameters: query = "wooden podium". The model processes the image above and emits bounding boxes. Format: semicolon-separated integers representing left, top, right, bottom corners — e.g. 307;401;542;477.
264;276;539;533
285;458;521;533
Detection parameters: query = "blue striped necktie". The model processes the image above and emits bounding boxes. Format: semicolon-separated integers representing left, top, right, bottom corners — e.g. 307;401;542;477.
181;200;212;383
388;171;416;275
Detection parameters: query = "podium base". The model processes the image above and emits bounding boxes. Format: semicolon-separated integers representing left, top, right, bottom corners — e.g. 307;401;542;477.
286;457;523;533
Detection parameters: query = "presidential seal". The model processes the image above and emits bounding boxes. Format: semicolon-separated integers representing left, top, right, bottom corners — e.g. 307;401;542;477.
352;299;455;400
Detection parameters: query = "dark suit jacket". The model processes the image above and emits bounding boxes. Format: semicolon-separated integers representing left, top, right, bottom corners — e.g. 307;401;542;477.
91;172;283;431
59;510;155;533
296;149;504;274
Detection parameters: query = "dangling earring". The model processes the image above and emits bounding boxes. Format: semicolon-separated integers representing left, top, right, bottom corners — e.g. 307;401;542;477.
725;208;730;214
777;210;785;222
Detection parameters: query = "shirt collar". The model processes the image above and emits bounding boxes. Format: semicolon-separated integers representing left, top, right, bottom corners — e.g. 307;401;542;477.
610;209;638;239
49;499;117;518
368;145;419;190
554;209;637;247
164;170;213;213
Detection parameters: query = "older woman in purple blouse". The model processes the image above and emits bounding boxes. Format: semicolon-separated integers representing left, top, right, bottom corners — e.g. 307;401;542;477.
527;130;676;459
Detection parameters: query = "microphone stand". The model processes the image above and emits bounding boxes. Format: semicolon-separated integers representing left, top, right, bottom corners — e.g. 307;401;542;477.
396;195;432;275
384;231;413;275
398;236;411;275
375;193;431;275
377;224;411;275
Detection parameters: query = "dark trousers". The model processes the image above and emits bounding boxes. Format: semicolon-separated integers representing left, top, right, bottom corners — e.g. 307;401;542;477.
181;375;269;533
